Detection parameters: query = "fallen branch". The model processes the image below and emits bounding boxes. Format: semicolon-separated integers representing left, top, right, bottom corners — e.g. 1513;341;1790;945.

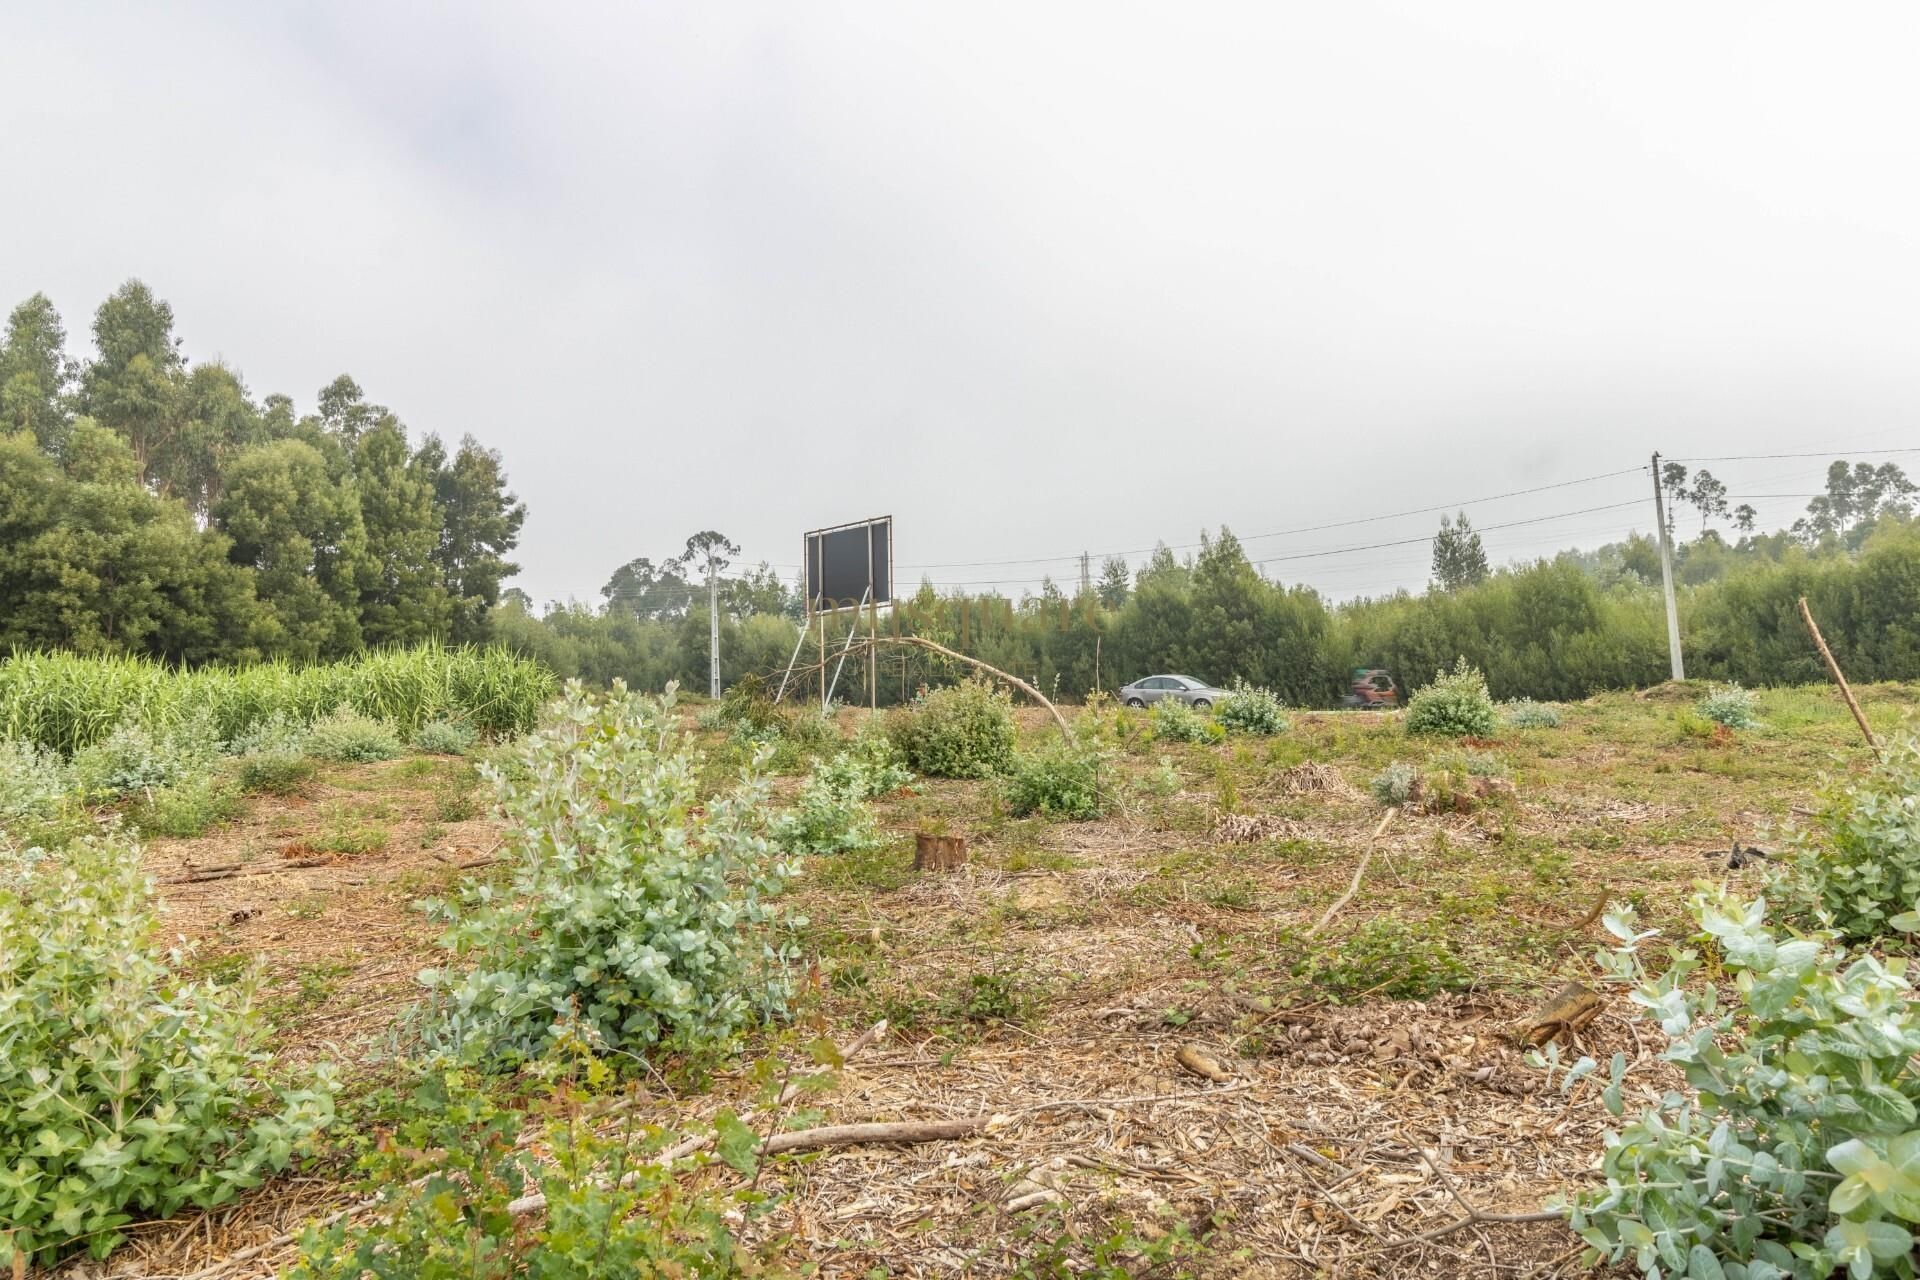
1365;1151;1562;1251
1798;596;1879;757
1306;808;1398;938
844;635;1072;738
761;1116;991;1154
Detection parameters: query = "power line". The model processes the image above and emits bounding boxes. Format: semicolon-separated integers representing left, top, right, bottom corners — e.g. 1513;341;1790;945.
1666;447;1919;463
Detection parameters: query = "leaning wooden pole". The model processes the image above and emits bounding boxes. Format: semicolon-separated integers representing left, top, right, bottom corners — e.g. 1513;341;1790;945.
1798;595;1879;757
857;635;1072;738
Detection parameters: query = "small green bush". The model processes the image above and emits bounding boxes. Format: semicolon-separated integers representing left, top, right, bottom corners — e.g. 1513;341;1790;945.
71;712;221;800
304;706;403;763
1541;889;1920;1280
1299;918;1470;1002
1149;698;1216;744
1216;681;1290;736
1405;659;1498;738
132;775;242;838
886;679;1017;778
0;738;70;824
1004;733;1110;820
1697;682;1760;730
288;1068;782;1280
238;749;315;796
1434;749;1507;778
1782;735;1920;942
0;833;333;1265
770;732;912;859
413;718;477;755
420;682;801;1065
1504;698;1562;729
1370;762;1417;807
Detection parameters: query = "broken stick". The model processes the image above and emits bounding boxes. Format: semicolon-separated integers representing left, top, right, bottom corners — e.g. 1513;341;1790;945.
1798;596;1879;757
1307;807;1398;938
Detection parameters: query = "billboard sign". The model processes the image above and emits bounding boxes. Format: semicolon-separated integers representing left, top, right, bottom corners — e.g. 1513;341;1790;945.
804;516;892;614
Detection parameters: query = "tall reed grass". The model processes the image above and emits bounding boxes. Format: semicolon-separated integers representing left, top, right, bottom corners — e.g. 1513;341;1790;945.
0;644;555;755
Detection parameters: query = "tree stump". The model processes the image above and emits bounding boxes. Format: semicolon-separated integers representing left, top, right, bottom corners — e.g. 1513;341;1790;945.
914;833;968;871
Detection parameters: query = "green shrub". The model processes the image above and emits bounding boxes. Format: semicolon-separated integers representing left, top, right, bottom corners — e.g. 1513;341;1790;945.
71;711;222;800
1504;698;1562;729
769;732;912;859
1697;682;1761;730
1782;736;1920;942
886;679;1017;778
238;749;315;796
1405;659;1498;738
132;775;242;838
1148;697;1216;744
0;832;333;1265
1541;889;1920;1280
420;682;801;1065
1004;733;1110;820
413;718;477;755
1434;749;1507;778
1216;681;1290;736
0;738;70;824
304;706;403;763
288;1068;782;1280
1299;918;1470;1002
1370;762;1417;807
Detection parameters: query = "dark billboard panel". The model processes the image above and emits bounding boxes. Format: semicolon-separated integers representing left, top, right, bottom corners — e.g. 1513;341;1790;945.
804;517;892;612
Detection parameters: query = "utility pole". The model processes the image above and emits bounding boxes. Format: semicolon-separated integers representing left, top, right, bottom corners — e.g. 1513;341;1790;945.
708;562;720;699
1651;452;1685;681
1079;551;1091;596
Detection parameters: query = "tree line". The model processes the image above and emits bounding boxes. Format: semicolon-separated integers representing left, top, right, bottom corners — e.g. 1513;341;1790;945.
496;460;1920;706
0;283;524;662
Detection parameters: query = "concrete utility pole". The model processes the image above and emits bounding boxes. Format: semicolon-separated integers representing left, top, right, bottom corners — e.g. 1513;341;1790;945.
1651;452;1685;681
708;563;720;699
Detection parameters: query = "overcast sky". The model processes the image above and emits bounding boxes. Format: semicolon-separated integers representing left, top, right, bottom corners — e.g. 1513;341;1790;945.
4;2;1917;605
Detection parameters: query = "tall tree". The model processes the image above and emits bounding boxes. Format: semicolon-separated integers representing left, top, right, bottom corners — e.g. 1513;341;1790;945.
424;434;525;642
81;280;186;488
0;293;75;454
719;561;792;618
1431;511;1489;591
1096;555;1131;609
1686;469;1729;533
214;439;370;658
601;556;693;620
1798;460;1918;544
354;419;451;646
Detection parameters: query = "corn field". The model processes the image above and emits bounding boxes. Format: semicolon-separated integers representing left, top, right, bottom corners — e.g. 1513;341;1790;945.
0;644;557;755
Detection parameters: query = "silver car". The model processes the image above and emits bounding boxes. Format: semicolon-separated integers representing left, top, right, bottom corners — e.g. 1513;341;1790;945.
1118;674;1229;709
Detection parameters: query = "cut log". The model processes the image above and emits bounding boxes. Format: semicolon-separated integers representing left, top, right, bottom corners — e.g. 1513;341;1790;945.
915;832;968;871
762;1116;990;1154
1515;980;1605;1047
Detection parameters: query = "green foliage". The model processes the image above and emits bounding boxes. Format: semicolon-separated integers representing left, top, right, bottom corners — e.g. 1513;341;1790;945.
769;731;912;859
413;717;476;755
0;644;552;757
1149;697;1217;744
131;774;242;837
1782;737;1920;943
1370;762;1417;808
420;682;801;1065
288;1068;781;1280
1299;918;1470;1002
886;678;1017;778
0;832;333;1265
1434;748;1507;778
70;710;221;799
1541;890;1920;1279
1698;682;1761;730
303;706;403;763
1405;658;1498;738
0;738;70;823
1504;698;1563;729
1216;679;1290;735
1004;732;1110;820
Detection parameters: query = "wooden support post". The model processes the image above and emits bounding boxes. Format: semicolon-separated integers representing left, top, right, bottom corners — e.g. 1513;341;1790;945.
1799;596;1879;756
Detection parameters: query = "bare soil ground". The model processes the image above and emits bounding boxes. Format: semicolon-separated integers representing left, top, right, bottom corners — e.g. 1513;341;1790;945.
58;684;1911;1279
